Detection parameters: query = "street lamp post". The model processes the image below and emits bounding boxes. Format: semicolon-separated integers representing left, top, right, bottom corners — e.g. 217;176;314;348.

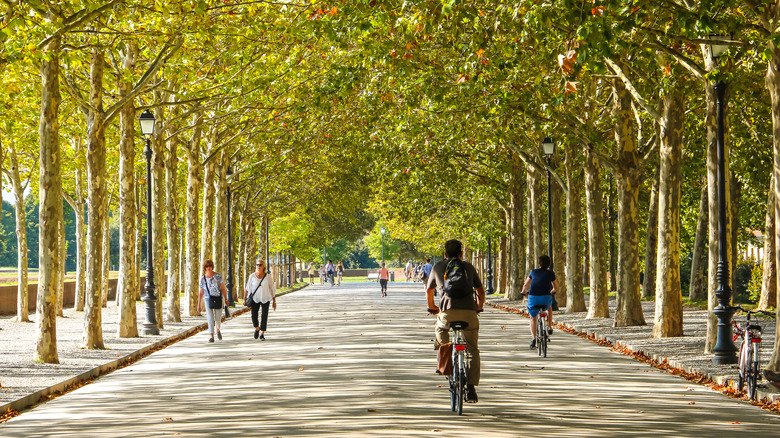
708;37;738;364
226;167;234;307
542;136;555;270
380;227;386;266
486;236;494;294
139;109;159;336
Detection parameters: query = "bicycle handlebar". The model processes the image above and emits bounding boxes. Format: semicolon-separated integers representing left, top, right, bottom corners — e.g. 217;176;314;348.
733;306;776;318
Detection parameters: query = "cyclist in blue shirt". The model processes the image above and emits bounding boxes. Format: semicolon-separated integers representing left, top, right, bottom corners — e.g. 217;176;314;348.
521;255;558;349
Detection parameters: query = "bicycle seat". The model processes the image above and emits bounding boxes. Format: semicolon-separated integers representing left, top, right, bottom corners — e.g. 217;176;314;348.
449;321;469;330
747;324;762;331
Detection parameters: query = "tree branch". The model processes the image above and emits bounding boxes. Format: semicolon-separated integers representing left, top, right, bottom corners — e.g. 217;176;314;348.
604;57;663;123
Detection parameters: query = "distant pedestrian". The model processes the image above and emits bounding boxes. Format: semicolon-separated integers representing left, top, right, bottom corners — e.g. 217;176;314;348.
421;258;433;285
198;259;228;343
336;261;345;286
244;259;277;341
378;262;389;297
405;260;413;281
319;265;326;284
308;262;316;284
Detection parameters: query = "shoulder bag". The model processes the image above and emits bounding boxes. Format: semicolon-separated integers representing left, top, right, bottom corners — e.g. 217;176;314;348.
244;275;266;307
203;275;223;310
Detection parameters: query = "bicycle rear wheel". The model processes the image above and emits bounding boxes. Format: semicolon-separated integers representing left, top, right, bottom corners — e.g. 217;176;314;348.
455;350;465;415
537;317;544;357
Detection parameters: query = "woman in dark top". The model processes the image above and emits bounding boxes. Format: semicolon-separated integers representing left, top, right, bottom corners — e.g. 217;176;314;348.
521;255;558;349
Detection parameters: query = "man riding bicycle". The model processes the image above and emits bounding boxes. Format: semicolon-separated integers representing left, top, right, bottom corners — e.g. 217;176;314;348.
426;239;485;403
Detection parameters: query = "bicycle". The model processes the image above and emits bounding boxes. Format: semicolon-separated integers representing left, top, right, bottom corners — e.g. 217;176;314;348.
534;305;549;358
447;321;470;415
733;306;775;400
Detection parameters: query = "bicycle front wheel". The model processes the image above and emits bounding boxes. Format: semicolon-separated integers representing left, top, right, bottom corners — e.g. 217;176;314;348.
738;341;747;392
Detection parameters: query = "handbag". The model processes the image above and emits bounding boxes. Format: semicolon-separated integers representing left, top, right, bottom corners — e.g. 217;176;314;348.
437;342;453;376
244;275;266;307
203;276;223;310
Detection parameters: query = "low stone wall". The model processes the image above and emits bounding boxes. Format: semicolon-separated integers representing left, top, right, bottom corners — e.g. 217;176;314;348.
0;277;152;316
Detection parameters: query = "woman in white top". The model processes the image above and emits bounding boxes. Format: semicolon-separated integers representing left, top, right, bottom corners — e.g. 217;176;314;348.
198;259;228;343
244;259;277;340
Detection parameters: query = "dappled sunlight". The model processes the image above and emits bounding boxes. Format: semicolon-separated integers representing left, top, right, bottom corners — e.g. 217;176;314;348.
4;282;780;437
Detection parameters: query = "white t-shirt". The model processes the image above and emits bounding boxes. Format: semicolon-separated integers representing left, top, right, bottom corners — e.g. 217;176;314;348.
245;272;276;304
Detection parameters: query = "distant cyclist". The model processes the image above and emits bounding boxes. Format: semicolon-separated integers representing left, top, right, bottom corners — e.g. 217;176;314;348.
426;239;485;403
521;255;558;349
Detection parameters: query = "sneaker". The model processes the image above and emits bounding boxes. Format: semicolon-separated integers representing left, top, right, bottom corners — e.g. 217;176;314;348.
217;331;222;340
529;339;536;349
466;385;478;403
254;330;259;339
259;334;265;341
547;328;553;335
209;337;214;343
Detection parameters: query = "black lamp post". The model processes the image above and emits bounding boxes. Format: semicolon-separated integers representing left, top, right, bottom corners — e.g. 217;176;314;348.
226;167;234;306
380;227;386;266
486;236;494;294
139;109;159;336
708;36;737;364
542;136;555;270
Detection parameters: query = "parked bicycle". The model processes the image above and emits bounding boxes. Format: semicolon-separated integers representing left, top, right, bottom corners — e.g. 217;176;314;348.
448;321;470;415
733;306;775;400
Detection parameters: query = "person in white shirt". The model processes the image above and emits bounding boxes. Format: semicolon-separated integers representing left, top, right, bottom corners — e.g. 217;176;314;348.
244;259;277;341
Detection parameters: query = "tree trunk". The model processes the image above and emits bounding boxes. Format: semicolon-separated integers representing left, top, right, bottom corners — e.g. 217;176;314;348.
767;45;780;376
200;140;216;264
689;184;709;301
759;175;776;310
642;165;659;298
57;213;65;316
9;148;30;322
185;119;203;316
585;148;609;319
116;42;138;337
613;78;646;327
73;166;86;311
653;91;685;337
607;178;617;291
152;113;166;330
551;165;566;307
135;172;143;301
82;47;107;350
213;153;227;273
101;203;110;307
36;37;63;363
165;135;181;323
565;147;586;312
506;155;525;300
582;233;590;287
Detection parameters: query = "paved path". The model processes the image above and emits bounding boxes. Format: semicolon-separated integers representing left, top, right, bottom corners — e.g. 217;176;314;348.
3;282;780;437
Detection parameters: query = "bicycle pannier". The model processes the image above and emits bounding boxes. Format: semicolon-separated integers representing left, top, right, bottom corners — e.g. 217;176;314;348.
437;342;453;375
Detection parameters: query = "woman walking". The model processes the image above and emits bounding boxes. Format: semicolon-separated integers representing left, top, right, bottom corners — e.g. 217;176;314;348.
244;259;277;341
308;262;316;284
378;262;389;297
336;261;345;286
198;259;228;343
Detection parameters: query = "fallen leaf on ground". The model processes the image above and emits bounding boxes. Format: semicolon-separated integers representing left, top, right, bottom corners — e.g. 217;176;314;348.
594;406;601;409
318;347;324;349
730;421;740;424
688;402;695;405
367;409;376;412
163;417;173;421
298;367;304;371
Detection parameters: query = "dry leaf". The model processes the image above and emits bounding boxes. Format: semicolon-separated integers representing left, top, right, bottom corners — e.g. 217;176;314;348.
594;406;601;409
730;421;740;424
688;402;695;405
163;417;173;421
298;367;304;371
318;347;324;350
367;409;376;412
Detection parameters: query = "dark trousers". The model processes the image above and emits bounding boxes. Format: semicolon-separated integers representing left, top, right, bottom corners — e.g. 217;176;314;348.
251;301;271;331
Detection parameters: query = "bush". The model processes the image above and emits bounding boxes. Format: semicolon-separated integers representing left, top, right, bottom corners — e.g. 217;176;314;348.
734;257;758;304
747;262;763;304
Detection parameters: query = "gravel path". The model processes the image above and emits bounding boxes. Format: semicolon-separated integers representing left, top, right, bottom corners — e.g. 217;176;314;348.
487;296;780;403
1;297;225;406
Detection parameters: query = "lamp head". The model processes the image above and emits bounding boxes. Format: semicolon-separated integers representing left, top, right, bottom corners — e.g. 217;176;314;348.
380;227;386;235
542;137;555;156
138;109;155;136
707;33;729;61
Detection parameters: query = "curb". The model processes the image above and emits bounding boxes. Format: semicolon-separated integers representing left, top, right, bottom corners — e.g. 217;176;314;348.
1;283;308;419
486;299;780;408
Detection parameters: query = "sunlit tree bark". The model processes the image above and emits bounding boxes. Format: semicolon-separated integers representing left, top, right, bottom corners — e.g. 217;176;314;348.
585;148;609;319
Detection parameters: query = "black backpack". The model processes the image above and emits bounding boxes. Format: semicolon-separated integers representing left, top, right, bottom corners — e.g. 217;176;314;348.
441;258;472;299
